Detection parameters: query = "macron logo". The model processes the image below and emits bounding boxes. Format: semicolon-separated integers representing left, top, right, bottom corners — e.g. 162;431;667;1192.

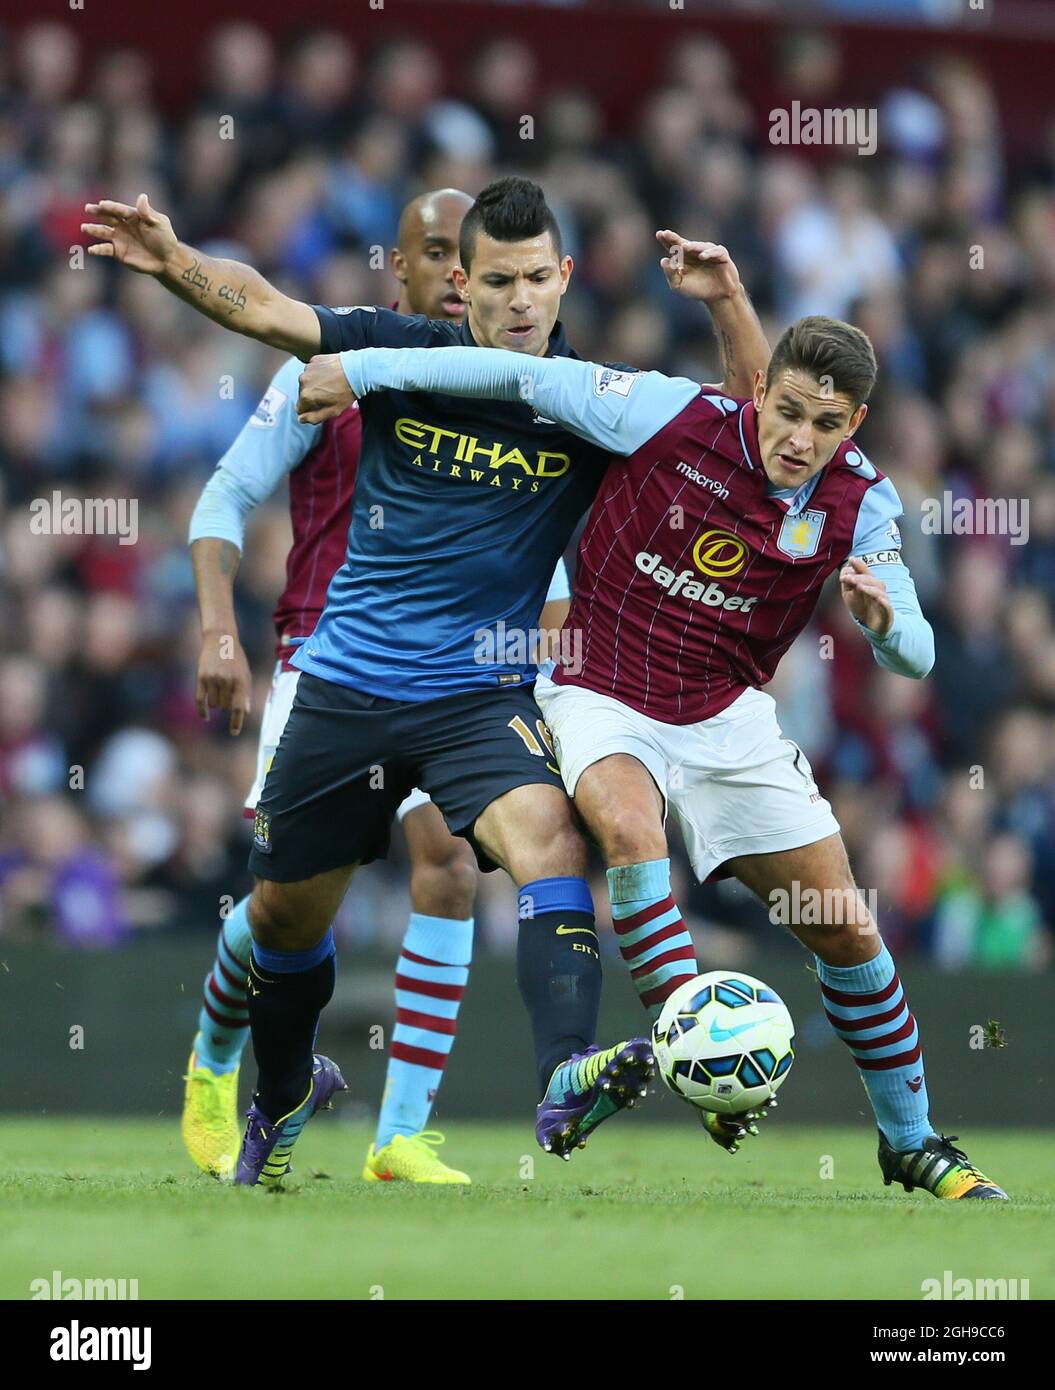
675;462;730;500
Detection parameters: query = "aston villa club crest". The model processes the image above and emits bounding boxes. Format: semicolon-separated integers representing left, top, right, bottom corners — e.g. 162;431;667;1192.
777;508;826;559
253;806;272;854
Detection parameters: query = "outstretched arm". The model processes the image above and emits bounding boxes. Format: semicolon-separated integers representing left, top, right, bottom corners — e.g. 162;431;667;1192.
656;232;770;398
327;346;700;455
82;194;322;358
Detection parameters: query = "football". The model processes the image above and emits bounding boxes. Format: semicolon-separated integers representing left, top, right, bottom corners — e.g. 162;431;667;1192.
652;972;796;1114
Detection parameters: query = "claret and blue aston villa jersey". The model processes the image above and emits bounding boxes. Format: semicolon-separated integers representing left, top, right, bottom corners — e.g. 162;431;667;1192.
291;307;608;701
340;346;935;724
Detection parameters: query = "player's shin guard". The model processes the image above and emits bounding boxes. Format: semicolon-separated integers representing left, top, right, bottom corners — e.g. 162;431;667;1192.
516;877;602;1096
816;943;933;1152
608;858;697;1021
375;912;473;1150
248;930;337;1122
195;897;253;1072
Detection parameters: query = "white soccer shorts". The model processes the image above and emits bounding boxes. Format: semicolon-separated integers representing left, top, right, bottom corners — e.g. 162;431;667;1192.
244;664;431;822
533;674;840;882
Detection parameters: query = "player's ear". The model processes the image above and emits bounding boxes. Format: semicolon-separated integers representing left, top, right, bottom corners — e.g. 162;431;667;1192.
752;369;766;409
390;248;408;286
846;402;868;437
559;254;574;293
451;264;469;298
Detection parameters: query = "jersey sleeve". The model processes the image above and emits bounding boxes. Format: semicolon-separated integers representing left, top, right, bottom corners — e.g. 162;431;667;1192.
188;357;320;550
544;557;571;604
313;306;444;355
850;476;905;565
853;563;935;678
341;346;700;456
848;476;934;677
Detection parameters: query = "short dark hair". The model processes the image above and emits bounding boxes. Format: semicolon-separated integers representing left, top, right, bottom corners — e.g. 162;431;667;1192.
765;315;878;408
459;176;562;272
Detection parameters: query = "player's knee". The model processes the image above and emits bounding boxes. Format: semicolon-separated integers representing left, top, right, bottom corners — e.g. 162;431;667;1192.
796;881;878;964
410;850;477;920
248;881;332;952
593;804;667;867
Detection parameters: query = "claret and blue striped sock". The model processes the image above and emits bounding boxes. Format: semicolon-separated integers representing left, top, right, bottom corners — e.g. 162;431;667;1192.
194;897;252;1074
375;912;474;1151
608;858;698;1021
817;943;933;1152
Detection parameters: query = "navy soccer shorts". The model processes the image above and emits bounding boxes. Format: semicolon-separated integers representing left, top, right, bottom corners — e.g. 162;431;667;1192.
247;673;565;881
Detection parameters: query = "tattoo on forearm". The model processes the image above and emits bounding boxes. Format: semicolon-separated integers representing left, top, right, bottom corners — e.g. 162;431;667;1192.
180;258;213;299
177;258;246;316
719;328;735;380
218;283;247;315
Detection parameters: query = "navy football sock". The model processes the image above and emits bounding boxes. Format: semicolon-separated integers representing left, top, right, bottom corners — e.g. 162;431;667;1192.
248;932;336;1122
516;877;602;1096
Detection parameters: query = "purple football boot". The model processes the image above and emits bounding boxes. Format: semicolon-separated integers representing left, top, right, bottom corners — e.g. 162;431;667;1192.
536;1038;655;1159
235;1054;347;1186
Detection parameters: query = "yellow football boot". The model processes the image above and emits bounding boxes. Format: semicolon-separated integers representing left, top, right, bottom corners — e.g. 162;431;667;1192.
879;1131;1008;1200
363;1130;470;1184
181;1040;240;1179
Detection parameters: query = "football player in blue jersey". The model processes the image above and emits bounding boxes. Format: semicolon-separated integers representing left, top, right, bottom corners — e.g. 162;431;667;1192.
183;188;575;1186
83;179;770;1183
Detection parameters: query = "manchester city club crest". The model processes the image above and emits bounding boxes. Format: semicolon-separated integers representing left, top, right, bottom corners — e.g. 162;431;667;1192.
253;805;272;854
777;508;826;559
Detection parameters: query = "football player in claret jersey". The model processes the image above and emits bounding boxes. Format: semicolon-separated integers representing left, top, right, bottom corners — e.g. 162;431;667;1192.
182;189;569;1186
321;316;1007;1200
84;179;771;1181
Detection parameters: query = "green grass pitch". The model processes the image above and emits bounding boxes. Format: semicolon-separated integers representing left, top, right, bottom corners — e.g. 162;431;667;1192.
1;1118;1051;1300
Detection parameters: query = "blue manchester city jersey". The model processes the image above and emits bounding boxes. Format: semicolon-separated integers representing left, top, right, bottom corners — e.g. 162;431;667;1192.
291;307;607;701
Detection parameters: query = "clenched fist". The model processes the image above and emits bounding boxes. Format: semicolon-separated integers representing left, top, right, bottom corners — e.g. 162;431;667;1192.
297;355;358;424
840;556;894;636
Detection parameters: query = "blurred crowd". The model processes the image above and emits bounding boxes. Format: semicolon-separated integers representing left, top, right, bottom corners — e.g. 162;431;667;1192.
1;16;1052;971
